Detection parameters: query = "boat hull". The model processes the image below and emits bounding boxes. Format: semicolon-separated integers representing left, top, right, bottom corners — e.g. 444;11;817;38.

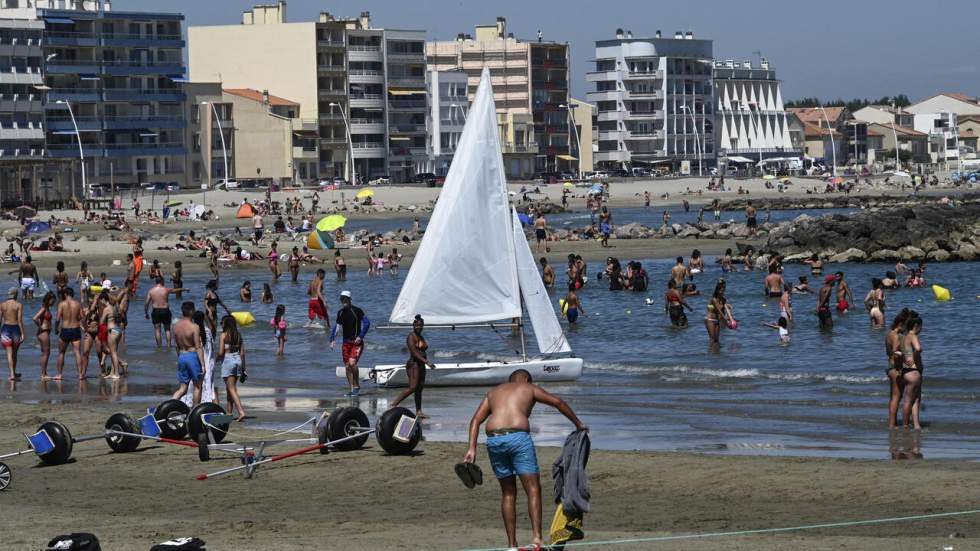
335;358;584;388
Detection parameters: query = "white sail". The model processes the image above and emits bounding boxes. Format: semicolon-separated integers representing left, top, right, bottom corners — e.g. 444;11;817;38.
512;209;571;355
390;67;521;325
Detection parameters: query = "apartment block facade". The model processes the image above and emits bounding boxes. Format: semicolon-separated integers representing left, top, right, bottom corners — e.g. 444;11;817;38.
182;81;233;189
190;3;426;184
427;17;571;178
0;9;45;203
423;69;467;176
713;58;796;162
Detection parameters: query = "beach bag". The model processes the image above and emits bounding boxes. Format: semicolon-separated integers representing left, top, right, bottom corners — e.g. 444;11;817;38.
43;533;101;551
149;537;206;550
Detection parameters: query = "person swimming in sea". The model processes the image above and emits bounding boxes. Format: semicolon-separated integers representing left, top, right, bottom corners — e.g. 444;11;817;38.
793;276;812;294
763;316;791;344
562;283;585;325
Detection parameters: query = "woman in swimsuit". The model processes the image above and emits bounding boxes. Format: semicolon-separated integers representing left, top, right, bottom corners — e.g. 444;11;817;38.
268;240;281;281
148;259;163;282
390;314;436;418
76;261;92;307
208;248;220;283
33;291;55;379
240;281;252;303
99;292;126;379
217;315;247;421
805;253;823;276
52;261;69;296
289;247;302;283
742;248;755;271
721;248;733;273
81;294;105;376
864;278;886;327
271;304;287;357
779;283;793;323
688;249;705;276
704;280;729;344
132;239;144;296
665;280;692;328
885;308;911;429
334;251;347;281
900;314;924;429
261;283;274;305
205;279;231;337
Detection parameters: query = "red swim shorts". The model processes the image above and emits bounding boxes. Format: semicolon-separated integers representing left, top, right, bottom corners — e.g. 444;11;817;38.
342;342;363;365
836;299;849;312
308;298;327;320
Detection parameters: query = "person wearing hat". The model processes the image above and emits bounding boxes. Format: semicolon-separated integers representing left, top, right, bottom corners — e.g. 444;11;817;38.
816;275;836;330
0;287;24;380
330;290;370;397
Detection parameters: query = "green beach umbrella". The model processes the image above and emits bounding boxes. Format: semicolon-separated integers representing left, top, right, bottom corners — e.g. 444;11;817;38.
316;214;347;232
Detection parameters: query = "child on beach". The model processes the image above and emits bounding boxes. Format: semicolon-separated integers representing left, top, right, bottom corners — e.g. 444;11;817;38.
763;316;791;343
76;261;92;306
261;283;274;304
271;304;286;357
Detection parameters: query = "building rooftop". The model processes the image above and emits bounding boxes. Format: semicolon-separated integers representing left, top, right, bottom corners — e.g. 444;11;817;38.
224;88;299;107
870;122;926;137
957;114;980;123
788;107;846;125
932;92;980;105
802;122;840;138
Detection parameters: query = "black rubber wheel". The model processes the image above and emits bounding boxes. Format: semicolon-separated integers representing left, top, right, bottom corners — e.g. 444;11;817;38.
37;421;73;466
104;412;141;453
0;462;10;491
327;406;370;452
196;433;210;462
154;399;190;440
376;407;421;455
316;411;331;455
187;402;228;444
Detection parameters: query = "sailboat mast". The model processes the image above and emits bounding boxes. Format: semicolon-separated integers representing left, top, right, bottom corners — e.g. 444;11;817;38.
519;297;527;362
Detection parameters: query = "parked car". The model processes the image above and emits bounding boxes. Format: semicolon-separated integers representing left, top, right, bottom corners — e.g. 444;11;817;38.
559;171;576;180
332;176;348;186
587;171;609;180
217;179;239;190
413;172;438;185
534;171;561;182
610;169;631;178
369;175;390;185
631;168;651;177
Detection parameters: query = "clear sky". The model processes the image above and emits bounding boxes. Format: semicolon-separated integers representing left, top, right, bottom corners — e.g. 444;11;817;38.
124;0;980;103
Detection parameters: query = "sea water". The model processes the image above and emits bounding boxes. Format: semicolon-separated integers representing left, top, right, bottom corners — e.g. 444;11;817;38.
5;255;976;461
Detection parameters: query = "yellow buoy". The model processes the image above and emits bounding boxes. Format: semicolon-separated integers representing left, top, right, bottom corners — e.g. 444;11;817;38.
89;285;103;293
231;311;256;326
558;299;568;316
932;285;951;302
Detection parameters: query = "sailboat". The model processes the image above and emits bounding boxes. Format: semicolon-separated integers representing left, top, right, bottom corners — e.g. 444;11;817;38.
337;67;584;388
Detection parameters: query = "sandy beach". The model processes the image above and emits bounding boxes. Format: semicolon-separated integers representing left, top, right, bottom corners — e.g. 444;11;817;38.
1;400;977;550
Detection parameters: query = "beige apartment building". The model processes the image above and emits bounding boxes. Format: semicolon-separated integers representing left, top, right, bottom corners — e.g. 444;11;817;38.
427;17;571;178
569;98;595;173
182;82;233;189
189;2;426;183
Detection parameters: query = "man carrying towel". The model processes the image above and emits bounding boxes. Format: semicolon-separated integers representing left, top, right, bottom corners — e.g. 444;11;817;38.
463;369;587;550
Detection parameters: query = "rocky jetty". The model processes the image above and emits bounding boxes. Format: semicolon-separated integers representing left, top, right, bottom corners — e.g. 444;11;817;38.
764;204;980;262
719;193;980;211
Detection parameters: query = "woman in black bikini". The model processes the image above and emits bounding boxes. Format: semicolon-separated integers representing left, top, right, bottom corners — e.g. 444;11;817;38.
885;308;911;428
390;315;436;418
204;279;230;336
33;291;55;379
900;315;924;429
240;281;252;303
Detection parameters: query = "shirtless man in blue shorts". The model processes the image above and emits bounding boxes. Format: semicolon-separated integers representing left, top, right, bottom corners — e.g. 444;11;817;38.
171;302;205;406
464;369;587;549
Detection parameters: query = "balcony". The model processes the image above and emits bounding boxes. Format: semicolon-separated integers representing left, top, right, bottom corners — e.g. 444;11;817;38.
0;146;45;160
46;144;102;158
0;126;45;140
388;99;425;111
349;119;385;134
291;118;318;133
293;145;319;160
45;32;99;47
347;45;383;62
532;79;568;90
625;110;662;120
319;137;348;146
386;51;425;62
0;93;43;112
599;130;628;141
348;69;383;84
587;90;623;102
349;93;383;108
501;142;539;154
101;33;185;48
318;64;346;73
47;88;101;102
624;130;664;140
46;116;100;132
597;150;630;162
597;110;625;122
46;60;99;74
388;145;427;158
586;70;622;83
318;88;346;99
389;123;425;134
626;89;661;100
623;70;663;80
103;115;186;130
351;142;385;158
104;142;186;157
101;60;185;76
103;88;186;102
0;36;43;58
317;39;346;49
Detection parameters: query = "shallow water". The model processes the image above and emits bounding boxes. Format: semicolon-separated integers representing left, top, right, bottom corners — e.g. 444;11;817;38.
5;253;977;461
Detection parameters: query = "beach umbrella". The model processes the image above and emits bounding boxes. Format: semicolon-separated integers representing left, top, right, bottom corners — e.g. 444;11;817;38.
832;177;844;184
762;174;776;181
316;214;347;232
306;229;335;250
191;204;207;219
779;177;791;182
562;182;574;188
13;205;36;218
355;189;375;200
26;221;51;234
165;199;183;208
236;203;256;219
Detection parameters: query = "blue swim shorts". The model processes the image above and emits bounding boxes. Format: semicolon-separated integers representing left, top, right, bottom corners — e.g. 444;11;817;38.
177;351;203;385
486;431;539;479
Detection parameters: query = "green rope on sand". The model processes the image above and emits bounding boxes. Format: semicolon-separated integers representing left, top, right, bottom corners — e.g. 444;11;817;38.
458;508;980;551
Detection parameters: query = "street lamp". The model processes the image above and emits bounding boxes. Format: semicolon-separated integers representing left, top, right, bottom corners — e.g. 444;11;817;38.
54;99;87;200
680;104;703;177
329;101;356;185
201;101;229;204
816;105;837;177
559;103;583;180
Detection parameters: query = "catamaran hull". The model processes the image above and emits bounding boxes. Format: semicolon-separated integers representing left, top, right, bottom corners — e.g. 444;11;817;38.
335;358;584;388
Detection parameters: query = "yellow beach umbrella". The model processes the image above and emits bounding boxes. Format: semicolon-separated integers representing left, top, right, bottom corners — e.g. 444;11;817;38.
562;182;574;188
762;174;776;181
316;214;347;232
356;188;375;199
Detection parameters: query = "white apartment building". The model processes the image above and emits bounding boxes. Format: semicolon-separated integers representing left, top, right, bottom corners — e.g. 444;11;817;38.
713;58;796;163
588;30;713;172
913;111;960;167
422;69;467;176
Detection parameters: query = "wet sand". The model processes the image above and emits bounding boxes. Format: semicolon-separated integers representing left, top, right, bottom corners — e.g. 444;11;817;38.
1;400;977;550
